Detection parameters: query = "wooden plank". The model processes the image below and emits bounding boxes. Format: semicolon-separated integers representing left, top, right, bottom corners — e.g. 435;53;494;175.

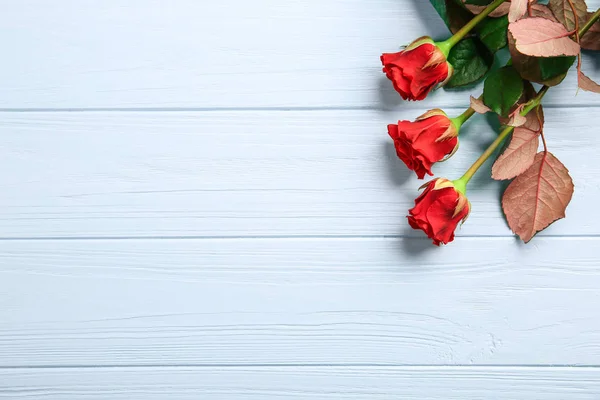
2;366;600;399
0;109;597;238
0;0;598;109
1;237;600;367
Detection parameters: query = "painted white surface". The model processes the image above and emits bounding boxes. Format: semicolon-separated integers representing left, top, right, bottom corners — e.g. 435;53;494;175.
0;0;598;109
3;367;600;399
2;237;600;367
0;109;598;238
0;0;599;398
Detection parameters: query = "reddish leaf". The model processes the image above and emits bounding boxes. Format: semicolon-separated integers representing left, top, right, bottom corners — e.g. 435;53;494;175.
530;4;560;22
464;0;535;17
579;70;600;93
463;1;511;17
581;12;600;51
470;96;491;114
506;104;527;127
492;106;544;180
502;152;574;242
509;0;528;22
548;0;588;32
509;18;580;57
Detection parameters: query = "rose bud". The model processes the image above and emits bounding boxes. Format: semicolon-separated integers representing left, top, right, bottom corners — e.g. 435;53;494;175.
387;109;460;179
408;178;470;246
381;36;453;101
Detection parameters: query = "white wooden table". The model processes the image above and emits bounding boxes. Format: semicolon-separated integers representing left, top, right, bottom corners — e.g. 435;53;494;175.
1;1;600;398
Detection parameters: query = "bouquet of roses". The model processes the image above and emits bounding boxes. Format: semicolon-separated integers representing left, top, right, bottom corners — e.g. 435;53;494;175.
382;0;600;245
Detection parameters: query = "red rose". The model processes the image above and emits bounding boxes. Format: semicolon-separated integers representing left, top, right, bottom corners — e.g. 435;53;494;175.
381;37;453;101
388;109;459;179
408;178;470;246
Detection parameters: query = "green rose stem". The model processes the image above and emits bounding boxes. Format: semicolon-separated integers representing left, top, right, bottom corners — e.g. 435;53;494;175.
580;8;600;37
452;86;549;194
436;0;508;56
450;102;477;130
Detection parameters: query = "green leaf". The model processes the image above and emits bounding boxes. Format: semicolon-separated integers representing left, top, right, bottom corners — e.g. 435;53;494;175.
539;56;576;84
478;15;508;53
446;38;494;88
428;0;474;33
483;66;525;116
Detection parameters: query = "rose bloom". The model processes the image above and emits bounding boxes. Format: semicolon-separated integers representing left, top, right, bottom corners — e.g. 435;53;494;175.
408;178;470;246
381;36;452;101
388;109;459;179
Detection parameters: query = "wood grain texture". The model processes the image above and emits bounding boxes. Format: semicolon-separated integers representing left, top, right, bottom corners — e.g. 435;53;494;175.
2;237;600;367
0;109;597;238
2;366;600;399
0;0;598;109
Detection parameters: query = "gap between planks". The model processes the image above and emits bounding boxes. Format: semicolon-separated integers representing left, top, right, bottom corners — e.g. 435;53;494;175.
0;234;598;241
0;104;599;113
1;364;599;370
